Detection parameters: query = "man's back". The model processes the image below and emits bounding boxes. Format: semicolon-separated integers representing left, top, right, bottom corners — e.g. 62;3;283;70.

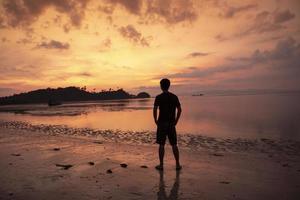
153;78;182;170
154;92;180;123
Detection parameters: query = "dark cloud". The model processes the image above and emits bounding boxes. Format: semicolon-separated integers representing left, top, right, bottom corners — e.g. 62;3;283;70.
37;40;70;50
187;52;211;58
250;37;300;71
1;0;198;30
49;71;93;81
63;23;71;33
118;25;150;46
243;9;295;35
145;0;197;24
273;9;295;24
237;11;282;36
102;0;198;25
230;37;300;67
53;15;62;24
98;5;115;15
218;9;296;41
221;4;257;18
77;72;92;77
161;37;300;80
16;38;32;44
99;38;112;52
107;0;142;15
0;15;6;28
214;34;228;42
1;0;90;27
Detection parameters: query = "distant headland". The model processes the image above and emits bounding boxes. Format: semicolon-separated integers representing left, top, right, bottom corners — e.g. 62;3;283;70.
0;87;151;105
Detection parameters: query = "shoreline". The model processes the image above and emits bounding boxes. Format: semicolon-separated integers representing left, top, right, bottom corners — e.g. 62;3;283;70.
0;121;300;199
1;120;300;156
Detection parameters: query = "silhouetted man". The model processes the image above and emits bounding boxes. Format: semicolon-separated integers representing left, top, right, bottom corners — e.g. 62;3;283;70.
153;78;182;170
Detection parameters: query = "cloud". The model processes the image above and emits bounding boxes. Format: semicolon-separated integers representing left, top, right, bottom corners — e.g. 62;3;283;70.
238;11;282;36
49;71;93;81
1;0;90;28
101;0;198;25
36;40;70;50
230;37;300;67
250;37;300;72
217;9;296;41
16;38;33;44
0;87;18;97
76;72;92;77
273;9;295;24
214;34;229;42
102;38;111;48
98;38;112;52
63;23;71;33
0;64;42;79
145;0;197;24
0;15;6;28
160;37;300;81
107;0;142;15
118;25;150;46
187;52;211;58
164;64;251;80
1;0;199;30
220;4;257;18
98;5;115;15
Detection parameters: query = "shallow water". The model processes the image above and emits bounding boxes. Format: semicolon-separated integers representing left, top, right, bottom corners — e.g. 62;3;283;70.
0;93;300;139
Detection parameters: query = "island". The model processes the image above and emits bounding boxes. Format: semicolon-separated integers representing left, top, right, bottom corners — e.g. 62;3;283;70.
0;86;150;105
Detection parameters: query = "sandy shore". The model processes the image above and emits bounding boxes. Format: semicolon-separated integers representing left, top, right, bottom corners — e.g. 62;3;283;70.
0;124;300;199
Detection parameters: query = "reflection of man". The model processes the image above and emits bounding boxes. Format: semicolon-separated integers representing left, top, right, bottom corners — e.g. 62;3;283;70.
153;78;182;170
157;170;180;200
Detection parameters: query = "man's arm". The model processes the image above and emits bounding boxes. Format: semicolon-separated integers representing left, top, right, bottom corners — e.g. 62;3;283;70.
153;105;158;125
174;105;182;126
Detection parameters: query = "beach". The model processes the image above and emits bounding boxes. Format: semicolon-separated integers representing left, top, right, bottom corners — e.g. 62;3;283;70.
1;0;300;199
1;121;300;200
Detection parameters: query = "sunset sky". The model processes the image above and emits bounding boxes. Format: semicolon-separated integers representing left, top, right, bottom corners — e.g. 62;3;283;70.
0;0;299;96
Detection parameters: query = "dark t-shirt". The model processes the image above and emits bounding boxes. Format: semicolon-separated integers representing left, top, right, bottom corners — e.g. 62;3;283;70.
154;92;181;123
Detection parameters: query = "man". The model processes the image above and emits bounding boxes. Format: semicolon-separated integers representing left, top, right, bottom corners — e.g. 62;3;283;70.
153;78;182;170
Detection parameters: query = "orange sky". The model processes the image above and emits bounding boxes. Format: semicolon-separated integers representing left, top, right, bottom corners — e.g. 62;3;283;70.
0;0;299;96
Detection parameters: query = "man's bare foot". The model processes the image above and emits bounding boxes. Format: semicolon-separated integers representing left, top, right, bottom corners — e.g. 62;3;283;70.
155;165;164;170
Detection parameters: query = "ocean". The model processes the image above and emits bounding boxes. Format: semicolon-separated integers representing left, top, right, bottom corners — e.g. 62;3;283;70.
0;93;299;140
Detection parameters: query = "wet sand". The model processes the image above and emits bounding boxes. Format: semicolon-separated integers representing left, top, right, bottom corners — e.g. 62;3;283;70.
0;123;300;199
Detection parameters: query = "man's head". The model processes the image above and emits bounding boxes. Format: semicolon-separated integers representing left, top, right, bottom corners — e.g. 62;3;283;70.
160;78;170;91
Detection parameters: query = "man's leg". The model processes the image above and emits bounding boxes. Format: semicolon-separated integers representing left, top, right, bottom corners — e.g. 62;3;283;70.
159;144;165;167
172;145;181;169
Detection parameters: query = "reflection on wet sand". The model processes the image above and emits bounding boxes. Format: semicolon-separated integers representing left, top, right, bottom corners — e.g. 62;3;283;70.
157;170;180;200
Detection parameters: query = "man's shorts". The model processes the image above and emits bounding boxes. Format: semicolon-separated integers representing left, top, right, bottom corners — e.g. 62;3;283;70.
156;122;177;145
